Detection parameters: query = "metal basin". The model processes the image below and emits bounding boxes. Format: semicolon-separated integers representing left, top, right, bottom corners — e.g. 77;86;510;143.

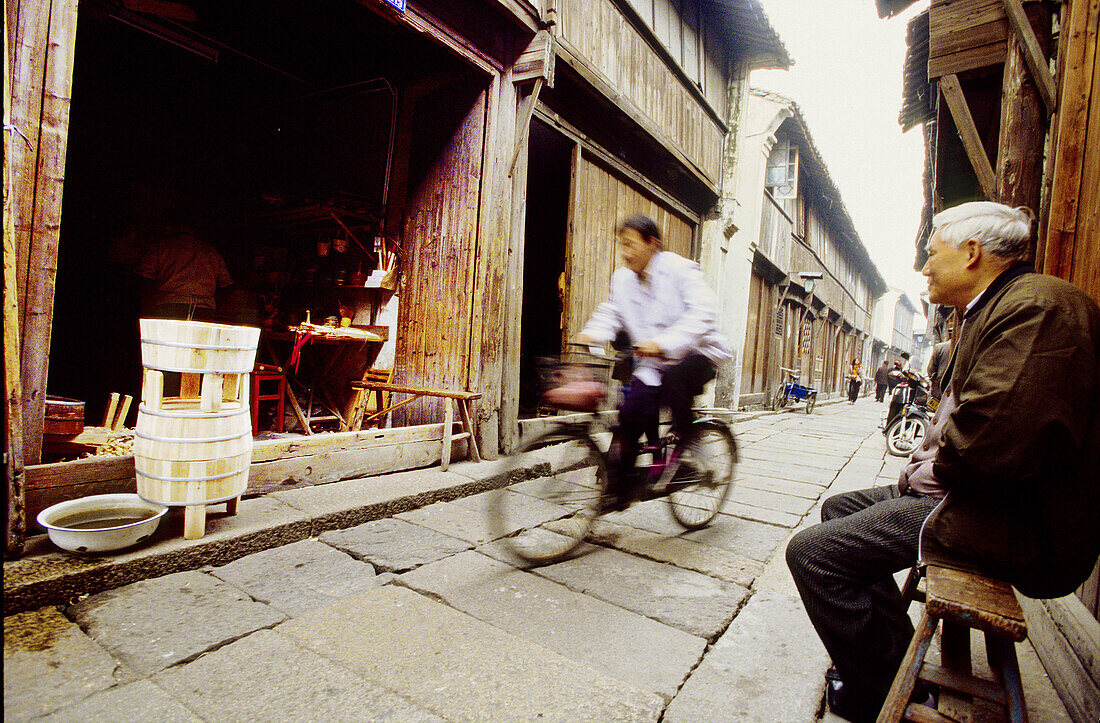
37;494;168;554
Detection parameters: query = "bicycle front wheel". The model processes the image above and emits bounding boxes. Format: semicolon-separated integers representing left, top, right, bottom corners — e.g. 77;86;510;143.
488;426;608;564
666;420;737;529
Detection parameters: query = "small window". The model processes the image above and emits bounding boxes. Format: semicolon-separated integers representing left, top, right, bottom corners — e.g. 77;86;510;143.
766;136;799;199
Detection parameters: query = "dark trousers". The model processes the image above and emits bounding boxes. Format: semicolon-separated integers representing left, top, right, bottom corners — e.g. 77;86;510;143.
786;485;940;720
847;378;862;402
614;352;716;492
875;382;888;402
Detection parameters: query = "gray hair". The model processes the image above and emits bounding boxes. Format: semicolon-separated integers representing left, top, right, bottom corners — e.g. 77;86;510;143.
930;202;1034;260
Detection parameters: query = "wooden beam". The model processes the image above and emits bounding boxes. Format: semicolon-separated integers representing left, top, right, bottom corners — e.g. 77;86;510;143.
995;1;1050;221
1043;0;1099;278
509;77;543;177
939;73;997;198
4;4;26;558
1000;0;1056;112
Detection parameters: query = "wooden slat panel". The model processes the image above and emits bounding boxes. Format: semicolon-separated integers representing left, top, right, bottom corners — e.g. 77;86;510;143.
928;0;1009;77
394;85;486;426
564;152;696;342
555;0;723;184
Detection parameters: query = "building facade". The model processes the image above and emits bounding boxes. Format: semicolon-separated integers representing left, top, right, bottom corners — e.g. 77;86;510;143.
720;90;888;408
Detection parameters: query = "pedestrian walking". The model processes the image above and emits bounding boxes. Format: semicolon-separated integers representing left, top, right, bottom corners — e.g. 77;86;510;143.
846;359;862;403
873;361;889;402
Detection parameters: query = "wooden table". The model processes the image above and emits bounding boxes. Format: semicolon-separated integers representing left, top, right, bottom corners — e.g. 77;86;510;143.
262;327;386;433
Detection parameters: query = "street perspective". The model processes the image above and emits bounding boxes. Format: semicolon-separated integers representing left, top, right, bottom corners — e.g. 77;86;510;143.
5;1;1100;722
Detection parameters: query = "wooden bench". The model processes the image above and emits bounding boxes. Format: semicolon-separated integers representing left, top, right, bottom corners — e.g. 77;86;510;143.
349;381;481;471
879;564;1029;723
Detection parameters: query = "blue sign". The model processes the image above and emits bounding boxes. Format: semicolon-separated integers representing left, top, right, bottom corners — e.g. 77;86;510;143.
383;0;406;12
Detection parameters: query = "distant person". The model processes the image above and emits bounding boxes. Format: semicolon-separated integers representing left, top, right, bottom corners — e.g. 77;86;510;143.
846;359;862;403
873;361;890;402
137;218;233;322
787;201;1100;722
926;339;952;399
886;360;903;393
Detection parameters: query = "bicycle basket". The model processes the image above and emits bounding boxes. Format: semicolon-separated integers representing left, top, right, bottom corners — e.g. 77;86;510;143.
536;351;613;412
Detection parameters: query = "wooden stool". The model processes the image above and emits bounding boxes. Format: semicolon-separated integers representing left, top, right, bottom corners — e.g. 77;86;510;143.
250;364;286;434
879;564;1029;723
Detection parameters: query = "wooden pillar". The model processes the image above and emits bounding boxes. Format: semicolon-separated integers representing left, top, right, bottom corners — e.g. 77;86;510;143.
995;2;1052;225
10;0;79;466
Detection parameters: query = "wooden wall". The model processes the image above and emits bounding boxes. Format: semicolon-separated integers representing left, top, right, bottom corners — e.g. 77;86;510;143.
740;271;771;395
554;0;724;184
562;150;695;341
393;84;487;426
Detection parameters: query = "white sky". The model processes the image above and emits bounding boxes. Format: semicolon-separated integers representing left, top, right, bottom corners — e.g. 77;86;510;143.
751;0;929;328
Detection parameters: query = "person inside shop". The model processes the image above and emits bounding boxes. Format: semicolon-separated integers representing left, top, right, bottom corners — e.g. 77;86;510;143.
575;213;732;511
136;208;234;322
786;201;1100;722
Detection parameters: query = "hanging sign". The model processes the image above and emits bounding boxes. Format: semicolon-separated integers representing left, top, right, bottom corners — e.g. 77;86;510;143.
382;0;406;11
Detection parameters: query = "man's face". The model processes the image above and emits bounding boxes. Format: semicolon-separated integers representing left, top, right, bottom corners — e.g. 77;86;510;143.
922;232;974;307
619;228;659;274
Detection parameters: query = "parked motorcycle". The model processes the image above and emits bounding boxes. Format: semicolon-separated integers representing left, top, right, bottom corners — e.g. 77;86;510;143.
883;369;932;457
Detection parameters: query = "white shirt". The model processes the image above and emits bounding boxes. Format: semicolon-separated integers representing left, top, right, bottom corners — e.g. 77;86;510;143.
580;251;732;386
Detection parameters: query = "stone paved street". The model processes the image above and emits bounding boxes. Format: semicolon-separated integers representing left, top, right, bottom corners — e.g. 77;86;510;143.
4;397;1070;722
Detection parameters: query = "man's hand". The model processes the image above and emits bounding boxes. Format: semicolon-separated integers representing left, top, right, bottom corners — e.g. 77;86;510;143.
633;340;662;358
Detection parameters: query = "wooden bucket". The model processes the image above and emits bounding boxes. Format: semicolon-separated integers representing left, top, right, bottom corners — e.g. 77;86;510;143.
134;399;252;505
44;395;85;436
135;319;259;539
139;319;260;374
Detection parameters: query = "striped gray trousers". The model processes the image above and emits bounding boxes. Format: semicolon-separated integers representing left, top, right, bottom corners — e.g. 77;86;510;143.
786;485;940;714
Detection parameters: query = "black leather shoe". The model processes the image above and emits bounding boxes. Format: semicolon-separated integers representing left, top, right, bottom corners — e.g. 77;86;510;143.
825;679;878;723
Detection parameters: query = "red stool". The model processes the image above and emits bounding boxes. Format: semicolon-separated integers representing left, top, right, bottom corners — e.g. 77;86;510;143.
250;364;286;434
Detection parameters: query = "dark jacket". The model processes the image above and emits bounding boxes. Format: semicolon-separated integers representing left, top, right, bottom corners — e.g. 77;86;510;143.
927;269;1100;598
874;364;890;385
926;341;952;399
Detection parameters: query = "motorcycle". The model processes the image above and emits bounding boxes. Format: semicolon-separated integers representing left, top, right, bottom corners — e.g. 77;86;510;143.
883;369;932;457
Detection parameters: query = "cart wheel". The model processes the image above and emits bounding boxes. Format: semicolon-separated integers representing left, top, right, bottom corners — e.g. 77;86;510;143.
772;385;788;410
806;393;817;414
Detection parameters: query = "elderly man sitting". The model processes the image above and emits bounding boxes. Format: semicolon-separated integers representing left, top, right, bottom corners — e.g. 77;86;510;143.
786;201;1100;722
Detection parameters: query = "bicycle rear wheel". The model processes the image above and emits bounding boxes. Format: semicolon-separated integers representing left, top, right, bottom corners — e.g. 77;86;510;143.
488;426;608;564
665;420;737;529
772;384;788;410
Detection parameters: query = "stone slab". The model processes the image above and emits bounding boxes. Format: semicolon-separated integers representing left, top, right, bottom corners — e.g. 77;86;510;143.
723;501;803;528
733;473;825;499
3;607;129;721
319;517;472;572
207;539;378;617
527;544;750;640
4;496;311;615
582;519;763;588
400;550;705;698
67;570;286;675
271;468;494;532
36;679;200;723
738;447;848;470
664;591;829;723
728;487;817;517
280;586;664;722
681;514;792;562
735;460;838;485
154;629;443;722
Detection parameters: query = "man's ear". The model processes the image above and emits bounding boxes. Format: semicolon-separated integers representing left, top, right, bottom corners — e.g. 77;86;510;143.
963;237;982;269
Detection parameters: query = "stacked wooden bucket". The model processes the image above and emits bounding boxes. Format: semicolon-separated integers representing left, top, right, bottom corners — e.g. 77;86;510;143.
135;319;259;539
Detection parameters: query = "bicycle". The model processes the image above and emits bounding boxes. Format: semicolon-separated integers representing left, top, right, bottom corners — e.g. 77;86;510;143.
489;346;738;565
772;366;818;414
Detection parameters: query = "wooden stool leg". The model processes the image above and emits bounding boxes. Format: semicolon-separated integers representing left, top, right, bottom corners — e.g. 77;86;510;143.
457;399;481;462
226;497;239;515
939;619;973;721
183;504;206;540
986;634;1029;723
441;399;454;471
878;610;938;723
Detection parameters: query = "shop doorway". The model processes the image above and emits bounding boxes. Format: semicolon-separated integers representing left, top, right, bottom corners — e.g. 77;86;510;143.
518;119;573;416
47;0;478;428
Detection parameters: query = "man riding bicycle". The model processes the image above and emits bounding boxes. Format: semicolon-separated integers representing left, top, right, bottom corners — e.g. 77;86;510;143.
576;214;731;511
